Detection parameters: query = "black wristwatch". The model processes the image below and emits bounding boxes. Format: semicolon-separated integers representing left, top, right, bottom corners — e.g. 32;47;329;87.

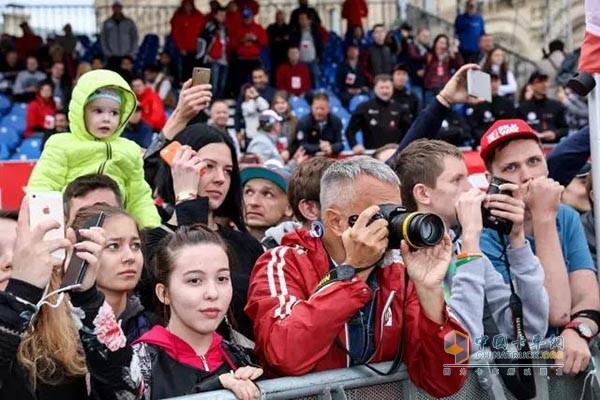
316;264;367;292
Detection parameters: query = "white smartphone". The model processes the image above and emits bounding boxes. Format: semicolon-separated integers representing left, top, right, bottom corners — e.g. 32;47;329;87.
29;192;66;260
467;70;492;102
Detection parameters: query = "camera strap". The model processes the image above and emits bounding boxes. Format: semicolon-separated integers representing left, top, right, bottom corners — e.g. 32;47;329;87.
495;233;537;399
331;265;409;377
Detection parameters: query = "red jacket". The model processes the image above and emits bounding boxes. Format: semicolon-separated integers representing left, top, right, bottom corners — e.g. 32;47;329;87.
245;228;468;398
342;0;368;27
15;33;42;63
423;52;464;90
135;326;232;372
231;22;268;59
275;62;312;96
170;4;206;53
137;87;166;131
225;10;243;43
25;94;56;138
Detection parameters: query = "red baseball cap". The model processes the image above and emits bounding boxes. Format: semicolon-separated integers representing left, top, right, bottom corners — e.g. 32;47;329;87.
479;119;539;161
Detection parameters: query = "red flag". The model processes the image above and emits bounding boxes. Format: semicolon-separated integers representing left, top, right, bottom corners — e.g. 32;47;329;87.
579;0;600;73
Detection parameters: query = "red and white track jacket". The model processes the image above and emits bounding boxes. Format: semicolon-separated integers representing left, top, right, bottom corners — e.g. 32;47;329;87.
245;228;468;398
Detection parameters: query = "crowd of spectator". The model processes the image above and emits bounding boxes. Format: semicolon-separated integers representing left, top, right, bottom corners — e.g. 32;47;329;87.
0;0;598;399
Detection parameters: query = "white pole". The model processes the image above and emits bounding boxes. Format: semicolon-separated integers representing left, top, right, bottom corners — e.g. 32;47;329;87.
588;74;600;280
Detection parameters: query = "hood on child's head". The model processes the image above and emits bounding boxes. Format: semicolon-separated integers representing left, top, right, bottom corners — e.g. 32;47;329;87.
69;69;137;142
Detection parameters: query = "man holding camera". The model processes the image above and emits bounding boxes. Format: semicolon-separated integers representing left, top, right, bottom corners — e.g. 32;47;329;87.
392;139;548;340
246;157;467;397
479;119;600;375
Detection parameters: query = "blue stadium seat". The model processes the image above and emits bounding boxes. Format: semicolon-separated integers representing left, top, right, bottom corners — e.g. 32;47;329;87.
0;143;9;160
0;126;20;151
293;105;310;119
164;35;183;73
2;114;26;136
337;108;351;130
348;93;370;113
135;34;160;73
328;94;342;108
10;102;27;117
323;32;344;64
18;137;42;158
260;48;271;74
320;63;338;90
289;96;309;110
0;95;11;116
289;96;310;118
11;153;30;161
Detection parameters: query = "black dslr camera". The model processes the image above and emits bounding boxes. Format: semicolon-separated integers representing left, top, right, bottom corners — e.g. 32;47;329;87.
482;176;514;235
349;204;445;249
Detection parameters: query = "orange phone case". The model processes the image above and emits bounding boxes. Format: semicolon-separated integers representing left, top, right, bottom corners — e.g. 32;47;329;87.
160;141;182;167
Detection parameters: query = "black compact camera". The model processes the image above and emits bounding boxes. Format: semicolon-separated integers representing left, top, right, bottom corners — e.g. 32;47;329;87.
482;176;514;235
349;204;445;249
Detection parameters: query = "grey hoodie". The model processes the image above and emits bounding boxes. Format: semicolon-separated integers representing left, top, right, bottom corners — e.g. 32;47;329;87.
446;232;549;343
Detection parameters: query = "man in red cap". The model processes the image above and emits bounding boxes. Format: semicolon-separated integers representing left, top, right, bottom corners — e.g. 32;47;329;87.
479;119;600;376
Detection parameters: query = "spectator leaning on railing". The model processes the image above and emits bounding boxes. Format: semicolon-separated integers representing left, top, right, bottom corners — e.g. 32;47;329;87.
392;138;548;340
479;120;600;376
246;157;468;397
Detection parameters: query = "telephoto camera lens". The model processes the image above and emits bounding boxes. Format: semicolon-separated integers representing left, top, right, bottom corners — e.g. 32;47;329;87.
379;204;445;249
348;205;445;249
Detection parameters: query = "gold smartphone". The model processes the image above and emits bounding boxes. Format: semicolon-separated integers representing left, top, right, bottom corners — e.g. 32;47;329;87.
192;67;211;86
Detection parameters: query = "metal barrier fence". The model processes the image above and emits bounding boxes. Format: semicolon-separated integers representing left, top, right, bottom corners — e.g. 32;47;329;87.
405;4;538;92
171;342;600;400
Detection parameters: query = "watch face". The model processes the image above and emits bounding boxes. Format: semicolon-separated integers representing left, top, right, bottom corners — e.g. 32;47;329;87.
577;323;594;339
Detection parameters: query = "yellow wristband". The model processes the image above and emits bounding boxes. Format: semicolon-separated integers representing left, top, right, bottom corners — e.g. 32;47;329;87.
456;252;483;260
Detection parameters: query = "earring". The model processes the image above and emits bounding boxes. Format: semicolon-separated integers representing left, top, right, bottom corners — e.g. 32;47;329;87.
309;220;324;238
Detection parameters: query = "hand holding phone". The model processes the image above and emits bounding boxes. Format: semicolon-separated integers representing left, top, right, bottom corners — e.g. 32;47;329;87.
29;192;66;260
61;212;105;290
160;141;183;167
10;196;71;289
192;67;211;87
467;70;492;103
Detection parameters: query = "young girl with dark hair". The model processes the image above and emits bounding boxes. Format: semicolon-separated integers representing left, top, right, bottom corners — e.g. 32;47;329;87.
72;225;262;399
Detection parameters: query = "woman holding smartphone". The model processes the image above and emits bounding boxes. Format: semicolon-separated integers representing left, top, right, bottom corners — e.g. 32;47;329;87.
72;225;263;400
0;197;104;399
146;124;263;341
71;204;157;344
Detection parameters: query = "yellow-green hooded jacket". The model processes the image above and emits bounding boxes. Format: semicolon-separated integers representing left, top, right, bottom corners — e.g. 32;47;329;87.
28;69;160;228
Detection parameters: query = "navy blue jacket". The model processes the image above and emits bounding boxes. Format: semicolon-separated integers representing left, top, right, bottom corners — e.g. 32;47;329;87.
294;113;344;155
547;126;590;186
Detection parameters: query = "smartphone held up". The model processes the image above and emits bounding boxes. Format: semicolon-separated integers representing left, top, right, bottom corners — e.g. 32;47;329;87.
467;70;492;103
192;67;211;86
61;212;106;290
29;192;66;260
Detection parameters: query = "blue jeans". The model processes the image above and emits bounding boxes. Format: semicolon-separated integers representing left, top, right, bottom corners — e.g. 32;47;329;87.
210;62;228;99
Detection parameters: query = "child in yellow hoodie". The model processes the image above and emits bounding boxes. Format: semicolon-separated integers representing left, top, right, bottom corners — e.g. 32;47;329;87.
28;69;160;228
